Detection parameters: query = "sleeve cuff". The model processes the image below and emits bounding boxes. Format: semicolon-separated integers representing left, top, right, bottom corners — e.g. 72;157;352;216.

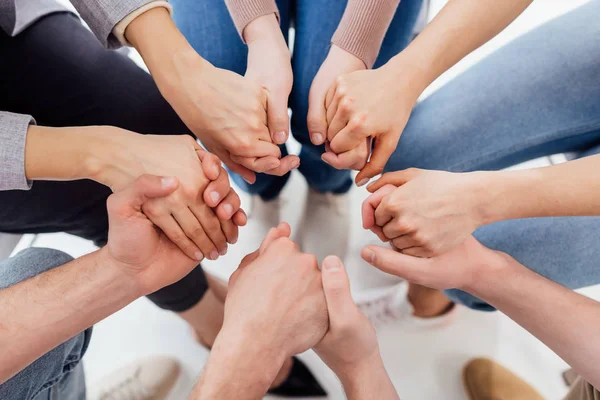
0;112;35;191
225;0;280;42
331;0;400;68
113;1;173;47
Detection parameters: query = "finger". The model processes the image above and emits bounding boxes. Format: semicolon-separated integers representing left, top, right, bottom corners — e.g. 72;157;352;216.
361;245;429;281
238;250;260;269
391;235;419;251
190;204;228;258
321;255;356;319
221;156;256;184
234;139;282;159
401;247;432;258
382;219;414;240
215;190;241;220
154;213;204;262
367;169;421;193
220;218;239;246
263;154;300;176
231;155;282;173
322;145;367;171
204;169;232;208
111;175;179;215
326;100;351;143
267;91;290;145
172;206;219;260
329;119;364;154
196;149;221;181
259;222;292;255
233;209;247;227
361;185;396;229
307;85;328;145
356;136;396;185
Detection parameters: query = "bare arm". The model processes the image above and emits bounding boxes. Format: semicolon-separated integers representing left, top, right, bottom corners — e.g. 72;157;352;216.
0;249;138;383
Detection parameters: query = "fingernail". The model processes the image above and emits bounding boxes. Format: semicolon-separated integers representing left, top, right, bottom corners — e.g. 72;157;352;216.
210;251;219;260
268;161;280;170
195;251;204;261
357;178;369;187
312;133;323;144
161;177;176;188
243;177;252;185
219;247;228;256
275;131;287;143
291;159;300;169
223;203;233;217
210;191;220;204
324;257;341;270
231;235;238;244
366;181;376;190
362;248;375;264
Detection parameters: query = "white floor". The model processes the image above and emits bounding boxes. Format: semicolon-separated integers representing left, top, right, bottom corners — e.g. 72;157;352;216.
9;1;599;399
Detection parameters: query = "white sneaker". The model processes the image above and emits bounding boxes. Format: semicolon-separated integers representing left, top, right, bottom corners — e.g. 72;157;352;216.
243;196;282;249
296;189;350;263
88;356;184;400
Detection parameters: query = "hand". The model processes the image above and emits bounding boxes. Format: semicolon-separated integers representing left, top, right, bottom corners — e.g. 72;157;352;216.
221;223;328;362
105;175;201;295
314;256;380;378
324;57;422;186
96;130;245;261
362;235;508;291
363;168;488;257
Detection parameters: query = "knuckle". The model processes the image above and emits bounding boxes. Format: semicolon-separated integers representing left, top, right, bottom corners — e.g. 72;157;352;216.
190;224;206;239
339;97;354;112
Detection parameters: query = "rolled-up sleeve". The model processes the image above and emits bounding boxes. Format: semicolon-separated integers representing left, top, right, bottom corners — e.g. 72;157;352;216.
0;111;34;191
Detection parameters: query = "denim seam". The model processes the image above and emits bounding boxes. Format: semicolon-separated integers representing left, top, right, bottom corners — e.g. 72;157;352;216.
29;357;82;400
446;120;600;172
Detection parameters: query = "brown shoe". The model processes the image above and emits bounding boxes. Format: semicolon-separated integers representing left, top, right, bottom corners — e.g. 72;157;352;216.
463;358;545;400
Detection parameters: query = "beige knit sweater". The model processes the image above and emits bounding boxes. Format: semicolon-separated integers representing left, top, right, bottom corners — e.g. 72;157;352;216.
225;0;400;68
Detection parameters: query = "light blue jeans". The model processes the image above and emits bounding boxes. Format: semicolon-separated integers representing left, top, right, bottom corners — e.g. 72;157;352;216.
172;0;423;199
384;1;600;311
0;248;91;400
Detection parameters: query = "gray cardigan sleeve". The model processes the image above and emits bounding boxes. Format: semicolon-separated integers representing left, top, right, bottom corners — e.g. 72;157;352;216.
0;111;34;191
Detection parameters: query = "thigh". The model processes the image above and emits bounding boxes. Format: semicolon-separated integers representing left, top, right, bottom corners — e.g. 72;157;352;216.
386;1;600;173
172;0;290;73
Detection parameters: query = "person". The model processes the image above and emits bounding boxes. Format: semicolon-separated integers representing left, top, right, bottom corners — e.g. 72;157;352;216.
320;0;600;320
1;0;317;393
190;224;600;400
170;0;424;261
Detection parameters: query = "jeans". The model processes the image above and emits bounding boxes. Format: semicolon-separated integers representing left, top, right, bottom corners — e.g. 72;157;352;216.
172;0;423;199
383;1;600;310
0;248;91;400
0;12;208;312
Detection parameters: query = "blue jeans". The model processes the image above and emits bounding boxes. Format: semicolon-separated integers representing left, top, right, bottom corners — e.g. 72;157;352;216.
172;0;423;199
0;248;92;400
384;1;600;311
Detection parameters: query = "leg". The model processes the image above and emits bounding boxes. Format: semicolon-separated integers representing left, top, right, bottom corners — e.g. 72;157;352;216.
385;0;600;174
291;0;424;193
0;248;91;400
172;0;292;200
0;12;206;313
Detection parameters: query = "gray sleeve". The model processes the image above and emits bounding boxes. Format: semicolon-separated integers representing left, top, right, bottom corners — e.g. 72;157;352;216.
0;111;34;191
69;0;154;48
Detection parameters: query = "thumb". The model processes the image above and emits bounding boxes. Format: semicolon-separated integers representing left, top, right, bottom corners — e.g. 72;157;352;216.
266;90;290;145
367;169;420;193
259;222;292;254
307;86;328;145
107;174;179;218
355;136;396;186
361;245;428;283
196;149;221;181
321;256;356;319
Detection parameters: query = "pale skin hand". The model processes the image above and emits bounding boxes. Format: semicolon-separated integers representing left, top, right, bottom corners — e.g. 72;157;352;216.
361;236;600;389
126;8;294;182
192;223;329;399
0;175;202;383
362;169;488;257
324;0;534;186
315;256;399;400
24;126;246;262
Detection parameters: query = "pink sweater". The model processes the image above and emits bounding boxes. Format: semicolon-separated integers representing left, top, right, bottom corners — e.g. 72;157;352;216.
224;0;400;68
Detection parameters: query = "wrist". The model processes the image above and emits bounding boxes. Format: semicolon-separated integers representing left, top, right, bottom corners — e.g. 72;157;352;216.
243;13;281;44
95;247;145;300
386;51;434;103
460;244;516;295
335;349;384;386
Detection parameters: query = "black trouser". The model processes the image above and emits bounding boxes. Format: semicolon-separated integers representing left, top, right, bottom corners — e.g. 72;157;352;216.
0;12;207;311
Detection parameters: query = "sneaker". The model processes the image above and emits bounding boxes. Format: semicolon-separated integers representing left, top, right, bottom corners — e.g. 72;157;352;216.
296;189;350;263
355;281;459;330
244;196;282;249
88;356;184;400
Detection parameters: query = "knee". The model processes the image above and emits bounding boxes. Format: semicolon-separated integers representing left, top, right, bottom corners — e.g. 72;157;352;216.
0;248;73;289
444;289;497;312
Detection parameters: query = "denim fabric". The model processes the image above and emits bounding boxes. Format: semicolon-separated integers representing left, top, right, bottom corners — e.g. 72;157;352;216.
172;0;423;199
383;1;600;311
0;248;92;400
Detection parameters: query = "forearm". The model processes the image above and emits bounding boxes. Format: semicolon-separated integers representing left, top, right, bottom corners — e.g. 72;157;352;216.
191;330;283;399
0;249;140;383
338;352;400;400
465;254;600;389
473;155;600;224
389;0;533;95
